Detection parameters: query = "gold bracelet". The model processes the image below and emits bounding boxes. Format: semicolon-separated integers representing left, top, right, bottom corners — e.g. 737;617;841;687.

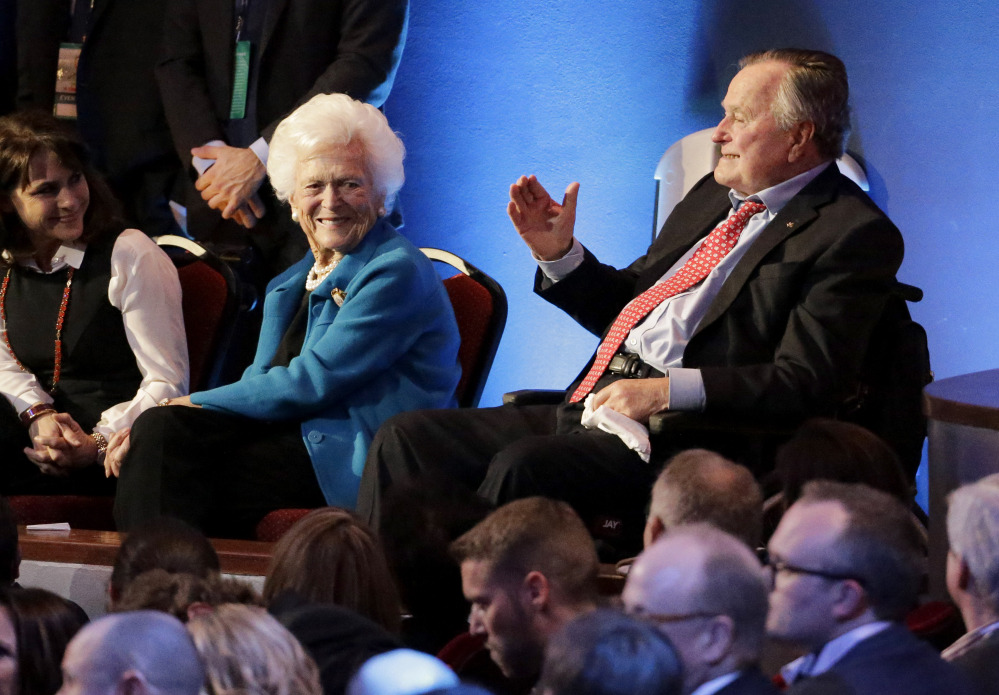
91;432;108;456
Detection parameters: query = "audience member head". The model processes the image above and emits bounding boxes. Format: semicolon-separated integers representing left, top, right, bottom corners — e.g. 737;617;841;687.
0;587;88;695
0;498;18;586
766;481;923;651
112;569;261;621
108;517;220;608
0;110;120;255
347;649;457;695
738;48;850;159
623;524;768;695
775;418;910;507
58;610;204;695
263;507;401;633
538;609;683;695
267;92;405;208
450;497;599;682
187;603;322;695
645;450;763;549
946;473;999;630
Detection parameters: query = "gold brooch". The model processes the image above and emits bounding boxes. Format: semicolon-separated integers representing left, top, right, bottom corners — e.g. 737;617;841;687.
331;288;346;307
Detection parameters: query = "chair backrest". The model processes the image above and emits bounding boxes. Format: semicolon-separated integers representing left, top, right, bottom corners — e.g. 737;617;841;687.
156;235;241;391
651;126;870;240
838;282;932;479
421;248;507;408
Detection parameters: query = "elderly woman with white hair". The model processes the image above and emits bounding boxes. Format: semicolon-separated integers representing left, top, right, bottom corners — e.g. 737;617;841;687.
112;94;461;537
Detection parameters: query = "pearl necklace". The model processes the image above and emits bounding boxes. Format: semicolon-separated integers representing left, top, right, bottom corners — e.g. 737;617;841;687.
0;265;75;393
305;255;341;292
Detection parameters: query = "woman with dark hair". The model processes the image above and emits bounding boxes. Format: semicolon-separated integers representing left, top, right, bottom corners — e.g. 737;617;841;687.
0;111;187;494
0;586;89;695
263;507;401;633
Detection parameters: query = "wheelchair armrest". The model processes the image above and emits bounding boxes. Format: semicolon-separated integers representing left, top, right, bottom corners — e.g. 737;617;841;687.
502;389;566;406
648;411;796;438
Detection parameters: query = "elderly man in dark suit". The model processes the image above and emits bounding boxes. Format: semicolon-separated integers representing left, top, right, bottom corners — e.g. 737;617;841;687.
768;481;972;695
155;0;407;273
358;49;904;537
943;473;999;695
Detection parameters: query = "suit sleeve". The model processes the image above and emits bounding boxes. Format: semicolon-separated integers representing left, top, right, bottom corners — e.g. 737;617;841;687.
698;215;905;419
258;0;409;142
155;0;227;168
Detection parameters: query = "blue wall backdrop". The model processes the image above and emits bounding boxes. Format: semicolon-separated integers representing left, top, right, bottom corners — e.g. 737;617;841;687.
384;0;999;410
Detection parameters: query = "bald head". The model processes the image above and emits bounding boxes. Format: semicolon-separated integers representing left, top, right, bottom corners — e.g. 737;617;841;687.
623;524;768;694
645;450;763;548
60;611;204;695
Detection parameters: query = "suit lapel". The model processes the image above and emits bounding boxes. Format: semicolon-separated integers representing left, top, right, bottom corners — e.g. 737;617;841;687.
691;164;839;337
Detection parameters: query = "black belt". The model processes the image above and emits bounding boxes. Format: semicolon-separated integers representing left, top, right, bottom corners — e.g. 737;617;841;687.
607;353;664;379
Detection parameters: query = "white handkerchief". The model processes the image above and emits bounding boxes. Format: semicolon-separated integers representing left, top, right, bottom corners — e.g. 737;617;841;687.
581;395;651;463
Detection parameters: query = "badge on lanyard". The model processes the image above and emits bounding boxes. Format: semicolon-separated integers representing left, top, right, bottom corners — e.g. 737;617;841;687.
54;44;83;120
229;41;251;120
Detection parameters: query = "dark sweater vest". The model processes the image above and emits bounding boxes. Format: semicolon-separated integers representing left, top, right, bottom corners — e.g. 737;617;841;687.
4;229;141;431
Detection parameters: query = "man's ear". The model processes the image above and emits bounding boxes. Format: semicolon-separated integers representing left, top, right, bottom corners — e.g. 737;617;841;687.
787;121;816;162
830;578;868;621
521;570;551;612
116;670;150;695
644;516;665;548
698;614;736;664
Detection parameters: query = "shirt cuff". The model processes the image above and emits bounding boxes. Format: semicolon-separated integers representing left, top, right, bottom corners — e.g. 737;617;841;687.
192;139;226;175
248;137;269;167
536;238;584;282
664;368;706;411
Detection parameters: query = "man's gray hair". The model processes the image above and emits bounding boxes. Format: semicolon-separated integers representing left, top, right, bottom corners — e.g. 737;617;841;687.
650;449;763;548
948;473;999;611
739;48;849;160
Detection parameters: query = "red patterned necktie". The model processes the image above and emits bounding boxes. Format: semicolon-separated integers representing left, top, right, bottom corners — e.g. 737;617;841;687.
569;200;767;403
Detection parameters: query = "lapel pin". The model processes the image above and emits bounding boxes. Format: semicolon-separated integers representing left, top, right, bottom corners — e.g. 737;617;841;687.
786;221;796;229
331;288;346;307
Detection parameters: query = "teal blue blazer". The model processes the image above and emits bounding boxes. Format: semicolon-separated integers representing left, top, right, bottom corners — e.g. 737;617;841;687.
191;220;461;507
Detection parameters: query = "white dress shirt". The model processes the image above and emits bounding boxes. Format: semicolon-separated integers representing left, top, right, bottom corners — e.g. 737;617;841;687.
0;229;189;438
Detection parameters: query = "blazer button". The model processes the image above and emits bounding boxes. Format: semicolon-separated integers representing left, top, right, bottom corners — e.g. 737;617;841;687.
307;431;324;443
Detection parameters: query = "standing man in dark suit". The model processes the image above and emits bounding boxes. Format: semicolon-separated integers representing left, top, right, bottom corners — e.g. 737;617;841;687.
358;49;904;533
155;0;408;274
767;481;972;695
943;473;999;695
16;0;182;236
623;523;780;695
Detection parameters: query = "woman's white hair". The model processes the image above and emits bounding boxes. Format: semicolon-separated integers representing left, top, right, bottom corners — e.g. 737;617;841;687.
267;93;405;205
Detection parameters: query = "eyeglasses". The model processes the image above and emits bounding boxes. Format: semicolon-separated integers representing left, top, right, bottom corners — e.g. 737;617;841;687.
762;551;866;588
625;608;720;625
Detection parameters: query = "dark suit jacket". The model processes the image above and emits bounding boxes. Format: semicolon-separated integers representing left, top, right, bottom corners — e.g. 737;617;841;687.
16;0;178;189
948;629;999;695
787;623;974;695
155;0;408;171
717;668;782;695
538;164;904;423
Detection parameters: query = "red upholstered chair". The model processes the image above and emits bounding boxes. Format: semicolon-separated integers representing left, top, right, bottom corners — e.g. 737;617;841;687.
156;234;243;391
8;236;244;531
254;248;508;542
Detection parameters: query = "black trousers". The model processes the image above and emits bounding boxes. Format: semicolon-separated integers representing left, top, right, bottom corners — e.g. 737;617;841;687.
114;406;326;538
356;403;655;553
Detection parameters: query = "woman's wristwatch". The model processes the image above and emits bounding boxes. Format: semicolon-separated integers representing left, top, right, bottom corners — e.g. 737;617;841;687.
91;432;108;457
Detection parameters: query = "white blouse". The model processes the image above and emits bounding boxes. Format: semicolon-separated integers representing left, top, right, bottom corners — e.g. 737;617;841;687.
0;229;189;437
